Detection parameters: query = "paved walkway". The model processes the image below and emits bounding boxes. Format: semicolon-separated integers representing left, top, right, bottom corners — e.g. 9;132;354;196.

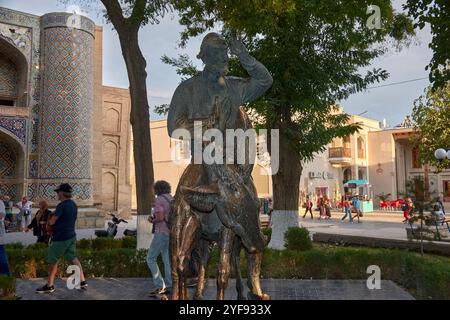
16;278;414;300
300;216;407;241
4;216;138;246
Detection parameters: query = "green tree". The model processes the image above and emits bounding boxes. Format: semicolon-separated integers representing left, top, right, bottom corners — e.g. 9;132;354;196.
167;0;414;248
66;0;171;248
411;84;450;170
404;0;450;90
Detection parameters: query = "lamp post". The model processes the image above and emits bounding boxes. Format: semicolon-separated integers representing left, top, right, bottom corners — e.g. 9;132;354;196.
434;148;450;161
433;148;449;201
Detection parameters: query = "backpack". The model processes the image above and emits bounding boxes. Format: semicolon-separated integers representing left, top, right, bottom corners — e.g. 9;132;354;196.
401;203;409;212
159;194;174;229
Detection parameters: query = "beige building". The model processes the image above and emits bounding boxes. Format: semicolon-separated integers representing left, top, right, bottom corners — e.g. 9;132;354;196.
98;86;132;218
299;112;382;207
132;112;450;212
369;127;450;207
131;112;381;210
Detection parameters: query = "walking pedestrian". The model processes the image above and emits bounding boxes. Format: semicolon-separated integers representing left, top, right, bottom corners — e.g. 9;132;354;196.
341;197;353;222
436;196;446;216
302;196;313;219
0;195;11;276
36;183;87;293
351;196;362;223
317;197;324;219
402;197;414;223
3;196;13;223
263;198;269;215
147;180;173;296
324;196;331;219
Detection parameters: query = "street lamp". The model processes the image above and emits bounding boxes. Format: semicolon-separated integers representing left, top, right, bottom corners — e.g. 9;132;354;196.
434;148;450;161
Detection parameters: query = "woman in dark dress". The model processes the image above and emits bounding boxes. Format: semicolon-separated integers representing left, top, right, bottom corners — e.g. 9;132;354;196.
25;200;52;244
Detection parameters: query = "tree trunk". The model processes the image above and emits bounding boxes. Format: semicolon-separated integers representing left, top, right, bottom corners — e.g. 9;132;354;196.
268;130;302;249
118;28;155;249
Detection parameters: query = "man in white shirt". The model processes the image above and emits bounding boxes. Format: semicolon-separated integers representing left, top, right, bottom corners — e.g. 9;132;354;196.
17;197;33;231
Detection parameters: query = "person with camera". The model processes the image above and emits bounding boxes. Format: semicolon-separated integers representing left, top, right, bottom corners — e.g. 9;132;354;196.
25;200;52;244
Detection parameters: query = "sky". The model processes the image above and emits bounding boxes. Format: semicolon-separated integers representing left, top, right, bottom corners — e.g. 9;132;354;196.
0;0;433;127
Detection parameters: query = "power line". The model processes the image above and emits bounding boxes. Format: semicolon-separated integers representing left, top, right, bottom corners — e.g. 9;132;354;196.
367;77;429;89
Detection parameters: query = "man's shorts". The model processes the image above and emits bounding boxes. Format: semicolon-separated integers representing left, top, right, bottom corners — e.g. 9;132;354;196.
48;236;77;264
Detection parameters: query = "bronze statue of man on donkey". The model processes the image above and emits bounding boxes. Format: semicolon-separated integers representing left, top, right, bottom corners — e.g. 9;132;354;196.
167;32;273;300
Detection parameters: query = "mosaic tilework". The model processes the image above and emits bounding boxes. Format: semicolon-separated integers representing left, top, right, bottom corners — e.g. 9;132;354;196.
39;26;94;181
0;140;17;177
30;117;39;153
0;183;18;200
0;22;32;60
42;13;95;36
0;8;41;154
0;9;97;205
0;55;17;97
29;159;38;178
38;183;92;201
0;117;27;144
26;183;38;200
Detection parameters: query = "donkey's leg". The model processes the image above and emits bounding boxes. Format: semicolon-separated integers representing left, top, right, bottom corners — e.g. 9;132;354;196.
232;237;246;300
170;201;185;300
177;212;201;300
217;227;234;300
193;239;211;300
246;250;271;300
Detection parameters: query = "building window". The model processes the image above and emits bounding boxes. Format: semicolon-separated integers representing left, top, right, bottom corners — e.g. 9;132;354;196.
0;98;15;106
412;147;421;169
357;137;365;159
343;136;351;148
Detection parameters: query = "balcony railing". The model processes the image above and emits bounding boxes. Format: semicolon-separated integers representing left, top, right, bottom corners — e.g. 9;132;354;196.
329;147;351;159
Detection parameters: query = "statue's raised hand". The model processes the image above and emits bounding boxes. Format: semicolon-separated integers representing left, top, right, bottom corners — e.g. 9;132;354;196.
228;37;248;57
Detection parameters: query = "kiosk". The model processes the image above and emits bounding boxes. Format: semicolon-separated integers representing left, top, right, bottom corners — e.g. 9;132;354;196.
344;179;374;213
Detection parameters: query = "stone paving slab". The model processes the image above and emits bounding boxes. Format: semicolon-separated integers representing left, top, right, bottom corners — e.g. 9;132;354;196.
16;278;414;300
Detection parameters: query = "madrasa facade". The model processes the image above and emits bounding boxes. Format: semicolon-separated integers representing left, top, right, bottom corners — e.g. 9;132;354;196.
0;7;132;226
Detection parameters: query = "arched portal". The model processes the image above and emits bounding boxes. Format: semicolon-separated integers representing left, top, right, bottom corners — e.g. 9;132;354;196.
102;171;117;212
0;130;25;201
0;36;29;107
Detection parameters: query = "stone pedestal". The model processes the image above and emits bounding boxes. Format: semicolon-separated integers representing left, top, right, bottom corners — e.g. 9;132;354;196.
267;210;300;250
76;207;105;229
